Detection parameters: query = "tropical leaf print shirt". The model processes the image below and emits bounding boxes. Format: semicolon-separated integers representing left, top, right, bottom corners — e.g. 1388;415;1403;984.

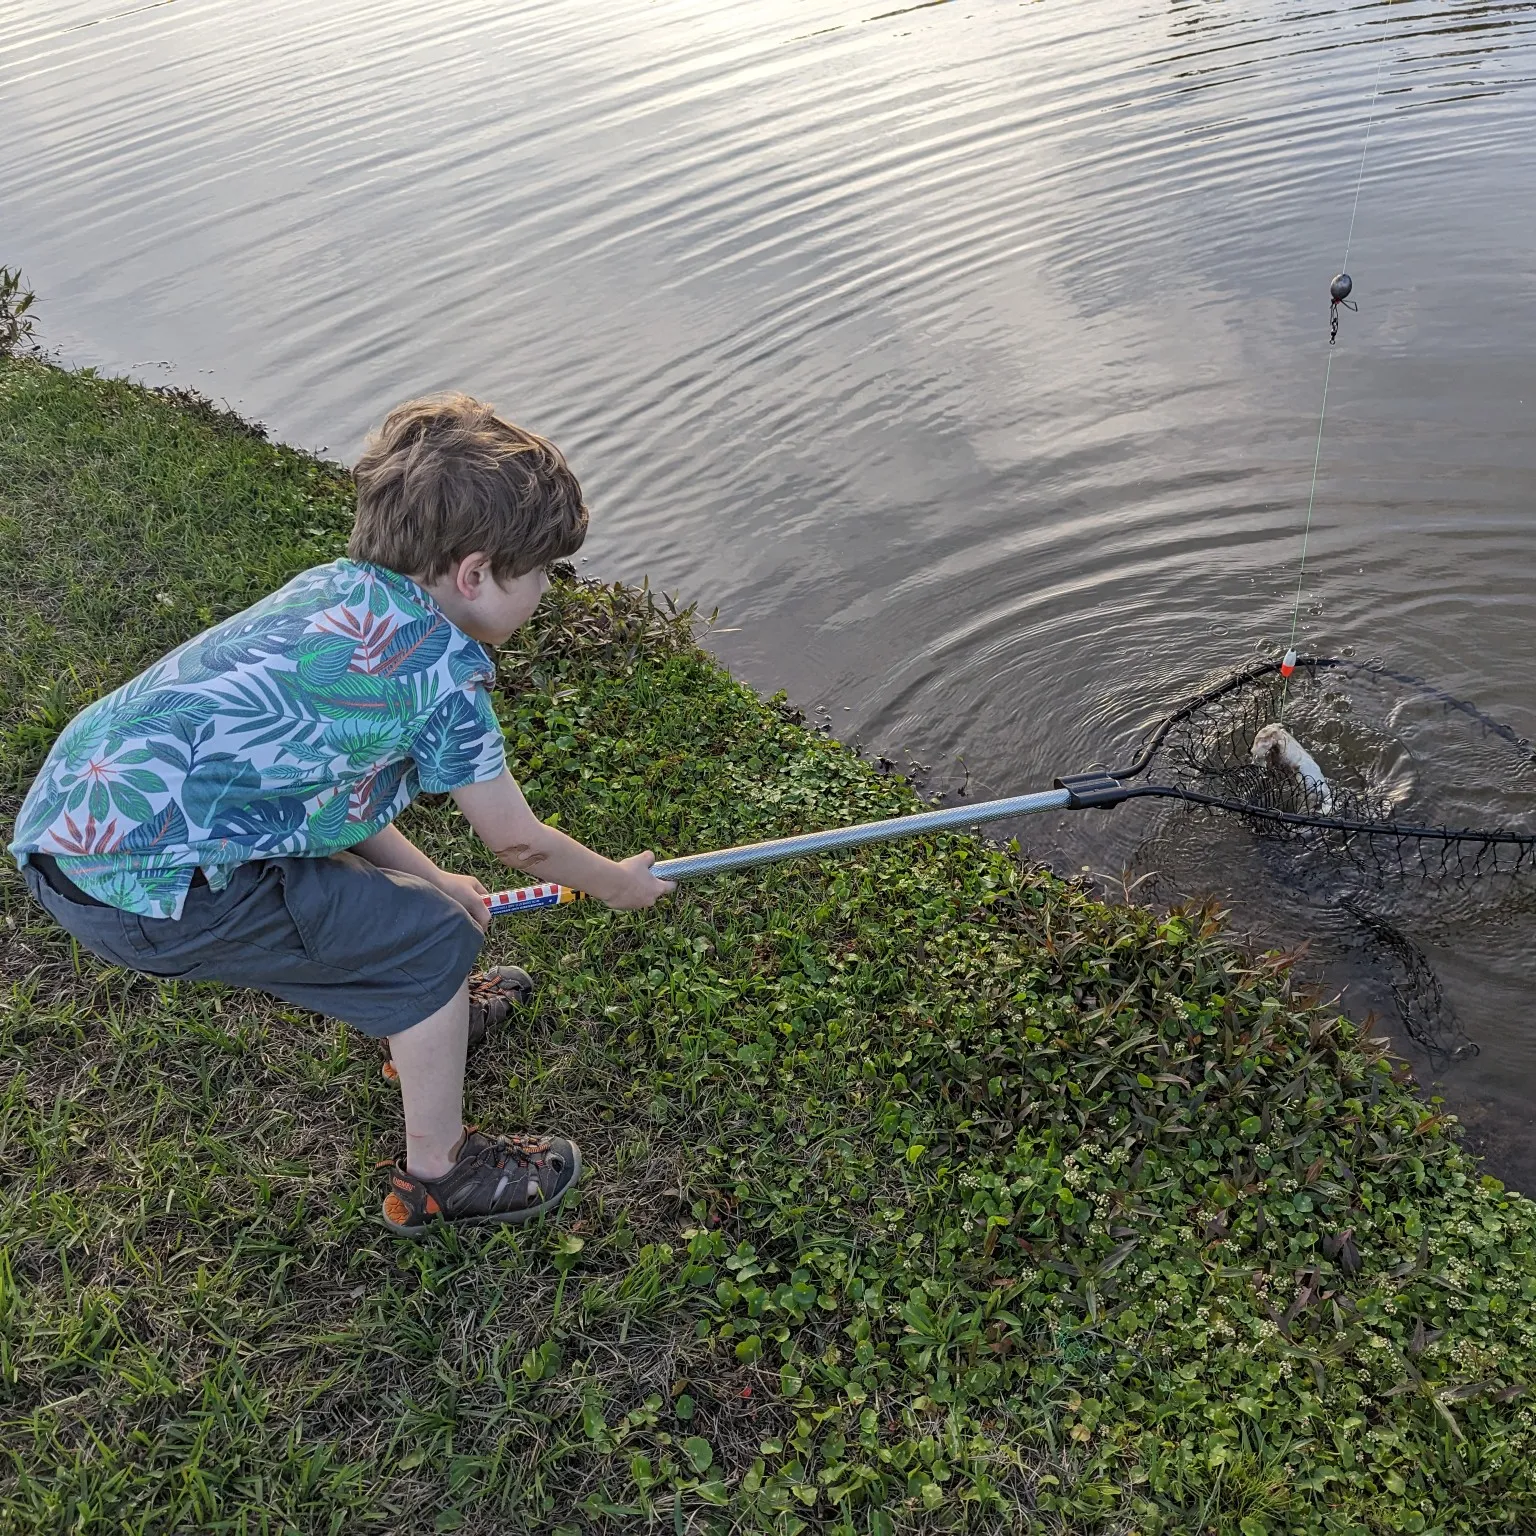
10;560;508;918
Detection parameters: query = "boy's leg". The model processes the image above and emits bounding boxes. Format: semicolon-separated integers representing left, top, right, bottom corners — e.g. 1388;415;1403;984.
379;974;580;1234
387;979;470;1179
20;853;581;1232
379;964;533;1083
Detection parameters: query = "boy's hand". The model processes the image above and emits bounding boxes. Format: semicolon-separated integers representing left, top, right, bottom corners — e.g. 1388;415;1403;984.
353;825;492;931
454;773;675;912
435;870;493;931
604;850;676;910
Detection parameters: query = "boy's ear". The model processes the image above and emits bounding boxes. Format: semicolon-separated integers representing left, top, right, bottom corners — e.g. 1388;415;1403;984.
453;552;493;600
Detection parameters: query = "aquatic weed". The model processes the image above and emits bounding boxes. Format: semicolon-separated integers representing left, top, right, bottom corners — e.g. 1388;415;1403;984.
0;267;37;359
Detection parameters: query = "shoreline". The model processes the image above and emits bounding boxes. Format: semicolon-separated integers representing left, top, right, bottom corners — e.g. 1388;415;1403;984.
4;355;1536;1532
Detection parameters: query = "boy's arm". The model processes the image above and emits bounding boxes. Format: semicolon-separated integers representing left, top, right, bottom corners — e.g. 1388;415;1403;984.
452;770;673;910
352;822;492;929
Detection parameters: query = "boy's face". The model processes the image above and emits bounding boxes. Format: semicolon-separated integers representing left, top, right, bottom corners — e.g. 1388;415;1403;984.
427;556;549;645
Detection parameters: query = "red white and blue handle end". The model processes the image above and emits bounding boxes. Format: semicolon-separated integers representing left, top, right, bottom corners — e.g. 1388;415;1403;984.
482;882;580;916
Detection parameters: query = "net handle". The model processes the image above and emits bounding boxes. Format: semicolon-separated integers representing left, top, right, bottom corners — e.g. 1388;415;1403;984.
651;787;1073;880
483;786;1075;914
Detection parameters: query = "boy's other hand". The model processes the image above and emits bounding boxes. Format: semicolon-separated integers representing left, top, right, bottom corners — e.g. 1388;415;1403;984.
354;825;492;932
606;851;675;911
435;870;493;931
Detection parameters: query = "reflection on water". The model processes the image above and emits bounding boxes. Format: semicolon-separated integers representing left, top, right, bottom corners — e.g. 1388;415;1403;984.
4;0;1535;1177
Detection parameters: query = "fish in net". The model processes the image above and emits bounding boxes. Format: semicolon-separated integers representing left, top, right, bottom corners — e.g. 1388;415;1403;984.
1089;656;1536;1065
1102;659;1535;861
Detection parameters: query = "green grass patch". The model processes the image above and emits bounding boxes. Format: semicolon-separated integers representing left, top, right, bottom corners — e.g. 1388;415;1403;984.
3;356;1536;1534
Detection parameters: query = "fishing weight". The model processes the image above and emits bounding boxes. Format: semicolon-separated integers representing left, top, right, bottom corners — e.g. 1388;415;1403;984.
1329;271;1357;345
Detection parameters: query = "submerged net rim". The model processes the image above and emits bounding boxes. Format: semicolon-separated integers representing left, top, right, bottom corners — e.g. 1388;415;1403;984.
1126;783;1536;848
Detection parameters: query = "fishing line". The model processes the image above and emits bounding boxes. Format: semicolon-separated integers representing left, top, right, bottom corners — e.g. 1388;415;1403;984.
1279;16;1393;719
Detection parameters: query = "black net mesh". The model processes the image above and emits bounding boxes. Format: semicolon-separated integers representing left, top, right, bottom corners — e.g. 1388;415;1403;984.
1099;656;1536;1065
1117;657;1536;880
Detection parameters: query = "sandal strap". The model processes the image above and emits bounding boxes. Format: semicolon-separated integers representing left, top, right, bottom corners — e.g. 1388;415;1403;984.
453;1131;554;1211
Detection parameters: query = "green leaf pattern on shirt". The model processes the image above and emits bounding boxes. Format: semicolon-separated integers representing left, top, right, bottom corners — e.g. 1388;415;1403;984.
10;561;506;918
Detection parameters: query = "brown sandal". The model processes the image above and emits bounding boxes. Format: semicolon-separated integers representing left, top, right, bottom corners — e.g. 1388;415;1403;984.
379;965;534;1082
379;1126;581;1235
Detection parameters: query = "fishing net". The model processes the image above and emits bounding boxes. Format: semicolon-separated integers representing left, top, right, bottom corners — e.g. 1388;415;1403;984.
1085;656;1536;1065
1107;657;1536;875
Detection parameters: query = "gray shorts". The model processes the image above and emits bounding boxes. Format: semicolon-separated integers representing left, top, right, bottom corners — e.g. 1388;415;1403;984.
20;852;485;1038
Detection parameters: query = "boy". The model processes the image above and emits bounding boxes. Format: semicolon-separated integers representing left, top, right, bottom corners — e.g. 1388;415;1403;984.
9;394;673;1235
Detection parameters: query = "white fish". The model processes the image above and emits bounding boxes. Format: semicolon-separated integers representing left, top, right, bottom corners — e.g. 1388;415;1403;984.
1251;723;1334;815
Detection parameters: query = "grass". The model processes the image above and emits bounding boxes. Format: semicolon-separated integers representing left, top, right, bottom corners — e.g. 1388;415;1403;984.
3;355;1536;1535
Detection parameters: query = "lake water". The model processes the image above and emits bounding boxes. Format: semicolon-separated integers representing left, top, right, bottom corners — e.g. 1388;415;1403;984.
5;0;1535;1181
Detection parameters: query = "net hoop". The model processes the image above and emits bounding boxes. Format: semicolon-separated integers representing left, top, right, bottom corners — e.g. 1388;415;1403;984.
1102;655;1536;853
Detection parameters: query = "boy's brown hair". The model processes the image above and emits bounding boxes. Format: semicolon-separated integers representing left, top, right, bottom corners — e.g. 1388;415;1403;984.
349;394;588;582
